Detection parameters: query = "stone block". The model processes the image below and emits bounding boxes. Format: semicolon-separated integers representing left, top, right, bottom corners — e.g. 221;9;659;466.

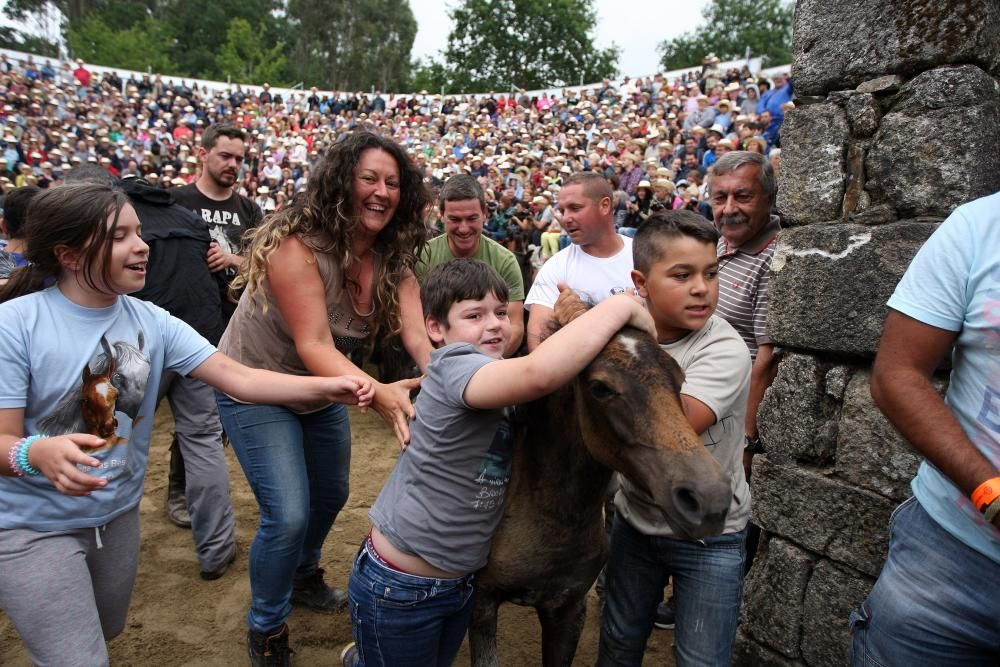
855;75;904;95
848;204;896;226
768;222;938;356
892;64;1000;114
835;369;929;500
792;0;1000;96
776;104;848;226
751;458;895;577
758;354;845;465
846;93;880;138
801;559;875;667
742;537;814;658
866;66;1000;218
733;630;805;667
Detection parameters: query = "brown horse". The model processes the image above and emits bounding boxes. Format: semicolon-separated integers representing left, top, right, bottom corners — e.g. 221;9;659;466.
469;304;732;667
81;337;119;440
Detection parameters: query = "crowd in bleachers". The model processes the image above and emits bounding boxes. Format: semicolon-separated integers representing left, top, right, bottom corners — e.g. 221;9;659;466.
0;51;792;255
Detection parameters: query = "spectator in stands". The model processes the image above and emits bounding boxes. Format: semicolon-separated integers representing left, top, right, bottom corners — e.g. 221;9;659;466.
759;72;794;148
71;58;90;87
0;186;40;281
417;175;525;355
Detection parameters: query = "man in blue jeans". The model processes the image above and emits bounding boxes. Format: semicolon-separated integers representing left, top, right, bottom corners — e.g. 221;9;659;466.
596;212;752;666
850;191;1000;665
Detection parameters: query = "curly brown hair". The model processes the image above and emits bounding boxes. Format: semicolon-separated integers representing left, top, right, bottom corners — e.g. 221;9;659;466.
233;131;430;336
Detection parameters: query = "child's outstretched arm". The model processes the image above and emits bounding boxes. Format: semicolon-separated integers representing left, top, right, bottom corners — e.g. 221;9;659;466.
189;353;374;408
464;288;655;410
0;408;108;496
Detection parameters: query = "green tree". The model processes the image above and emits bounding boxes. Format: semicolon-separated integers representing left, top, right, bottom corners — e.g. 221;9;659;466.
216;17;289;86
409;58;450;94
286;0;417;91
658;0;793;71
434;0;618;93
164;0;287;81
6;0;104;25
67;14;177;74
0;26;60;57
10;0;289;83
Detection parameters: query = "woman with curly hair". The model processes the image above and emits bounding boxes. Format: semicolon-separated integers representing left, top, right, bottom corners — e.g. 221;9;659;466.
215;131;432;665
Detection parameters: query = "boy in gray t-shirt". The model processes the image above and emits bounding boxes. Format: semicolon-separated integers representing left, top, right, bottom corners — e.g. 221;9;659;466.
597;211;752;667
344;258;656;667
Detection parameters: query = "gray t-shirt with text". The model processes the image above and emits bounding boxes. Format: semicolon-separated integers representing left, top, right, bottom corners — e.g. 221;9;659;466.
370;343;514;574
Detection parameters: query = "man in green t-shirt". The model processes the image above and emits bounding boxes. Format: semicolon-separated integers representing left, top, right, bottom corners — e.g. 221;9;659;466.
417;175;525;355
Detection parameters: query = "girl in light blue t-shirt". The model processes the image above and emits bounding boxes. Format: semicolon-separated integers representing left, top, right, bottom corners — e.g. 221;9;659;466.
0;183;373;666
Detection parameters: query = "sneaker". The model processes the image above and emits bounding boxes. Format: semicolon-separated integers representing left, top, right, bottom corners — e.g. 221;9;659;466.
200;544;238;581
291;568;348;613
247;623;293;667
165;496;192;528
654;597;676;630
339;641;360;667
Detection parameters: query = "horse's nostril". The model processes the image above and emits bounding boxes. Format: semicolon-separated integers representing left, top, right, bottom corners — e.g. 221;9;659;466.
673;487;701;516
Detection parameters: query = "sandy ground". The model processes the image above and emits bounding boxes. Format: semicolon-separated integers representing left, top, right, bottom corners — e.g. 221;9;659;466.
1;404;675;666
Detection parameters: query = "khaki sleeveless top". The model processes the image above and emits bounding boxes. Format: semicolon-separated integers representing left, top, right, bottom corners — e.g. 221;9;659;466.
218;236;376;413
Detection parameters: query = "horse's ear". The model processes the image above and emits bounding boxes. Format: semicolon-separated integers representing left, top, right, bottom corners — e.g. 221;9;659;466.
100;336;113;358
554;289;588;327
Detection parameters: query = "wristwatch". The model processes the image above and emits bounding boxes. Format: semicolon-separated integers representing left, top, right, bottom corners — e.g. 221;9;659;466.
745;434;764;454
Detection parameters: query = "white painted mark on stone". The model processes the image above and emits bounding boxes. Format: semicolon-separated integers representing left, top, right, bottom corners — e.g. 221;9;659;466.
783;232;873;261
618;335;641;361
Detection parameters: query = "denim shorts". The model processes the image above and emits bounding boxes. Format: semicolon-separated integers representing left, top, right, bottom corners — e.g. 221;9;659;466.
850;496;1000;666
347;542;475;667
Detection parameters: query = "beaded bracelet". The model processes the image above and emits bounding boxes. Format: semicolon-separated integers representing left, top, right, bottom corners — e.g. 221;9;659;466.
8;435;45;477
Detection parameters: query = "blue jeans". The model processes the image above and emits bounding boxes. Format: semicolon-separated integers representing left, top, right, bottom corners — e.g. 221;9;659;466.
597;514;747;667
347;542;475;667
216;395;351;633
850;497;1000;666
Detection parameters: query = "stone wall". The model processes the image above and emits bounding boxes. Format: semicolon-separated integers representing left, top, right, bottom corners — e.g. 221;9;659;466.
734;2;1000;665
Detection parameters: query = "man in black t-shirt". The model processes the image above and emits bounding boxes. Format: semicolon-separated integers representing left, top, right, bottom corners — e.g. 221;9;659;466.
171;123;262;323
169;124;261;538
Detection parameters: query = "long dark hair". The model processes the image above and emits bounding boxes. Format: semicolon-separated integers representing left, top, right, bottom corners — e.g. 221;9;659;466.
234;131;430;335
0;183;129;303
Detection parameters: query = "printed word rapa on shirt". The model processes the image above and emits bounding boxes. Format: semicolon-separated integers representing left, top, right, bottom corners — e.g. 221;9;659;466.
198;208;243;226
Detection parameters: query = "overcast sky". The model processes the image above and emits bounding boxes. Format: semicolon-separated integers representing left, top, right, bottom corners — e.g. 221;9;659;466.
408;0;712;79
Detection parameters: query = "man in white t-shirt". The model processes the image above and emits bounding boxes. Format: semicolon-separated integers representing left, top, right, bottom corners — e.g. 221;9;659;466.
525;172;637;351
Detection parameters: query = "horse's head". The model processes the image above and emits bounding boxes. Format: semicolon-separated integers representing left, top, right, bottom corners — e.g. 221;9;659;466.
81;353;119;439
572;327;732;540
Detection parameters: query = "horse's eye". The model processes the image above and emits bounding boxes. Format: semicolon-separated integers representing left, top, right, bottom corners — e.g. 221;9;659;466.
589;380;617;400
111;372;123;388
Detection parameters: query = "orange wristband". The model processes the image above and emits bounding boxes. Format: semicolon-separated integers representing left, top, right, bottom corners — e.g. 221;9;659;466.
970;477;1000;513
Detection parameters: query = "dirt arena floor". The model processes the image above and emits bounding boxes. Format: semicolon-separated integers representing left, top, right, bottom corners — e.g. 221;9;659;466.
1;404;676;666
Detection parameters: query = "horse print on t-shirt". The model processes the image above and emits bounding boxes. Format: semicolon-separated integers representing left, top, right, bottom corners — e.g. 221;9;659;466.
37;332;151;480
